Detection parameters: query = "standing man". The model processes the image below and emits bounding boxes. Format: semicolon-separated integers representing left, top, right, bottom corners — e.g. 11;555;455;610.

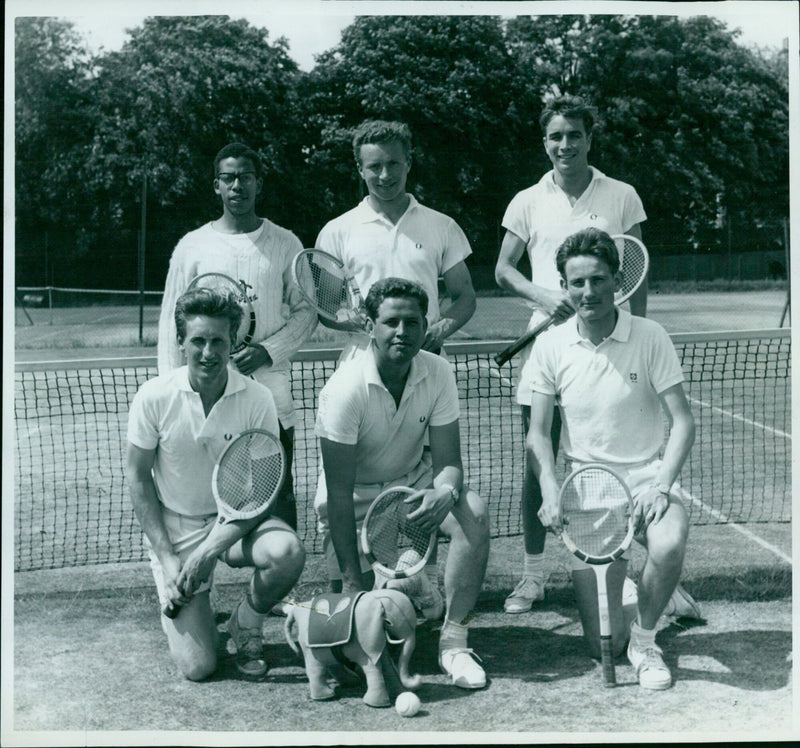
527;228;695;690
158;142;317;531
314;278;490;690
129;288;306;680
494;95;652;613
315;120;476;360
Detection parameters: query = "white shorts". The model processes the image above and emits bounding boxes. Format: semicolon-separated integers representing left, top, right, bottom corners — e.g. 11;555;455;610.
565;459;683;570
145;508;219;607
315;452;434;581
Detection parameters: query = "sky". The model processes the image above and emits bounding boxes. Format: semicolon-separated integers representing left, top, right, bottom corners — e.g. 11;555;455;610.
9;0;796;72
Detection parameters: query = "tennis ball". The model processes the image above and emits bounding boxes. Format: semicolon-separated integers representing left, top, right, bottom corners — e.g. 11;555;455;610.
395;691;421;717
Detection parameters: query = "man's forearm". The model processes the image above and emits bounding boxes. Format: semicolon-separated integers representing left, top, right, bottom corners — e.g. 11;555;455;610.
327;490;364;589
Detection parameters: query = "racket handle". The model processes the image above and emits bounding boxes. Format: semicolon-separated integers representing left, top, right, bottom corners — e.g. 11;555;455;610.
379;648;404;699
494;315;558;366
162;601;181;619
600;636;616;686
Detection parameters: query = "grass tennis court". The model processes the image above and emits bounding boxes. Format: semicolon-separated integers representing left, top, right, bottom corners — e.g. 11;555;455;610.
8;295;793;743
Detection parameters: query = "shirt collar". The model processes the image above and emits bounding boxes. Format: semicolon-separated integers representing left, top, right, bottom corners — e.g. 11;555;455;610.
541;165;606;192
566;307;633;346
355;194;419;224
364;343;428;391
175;364;247;397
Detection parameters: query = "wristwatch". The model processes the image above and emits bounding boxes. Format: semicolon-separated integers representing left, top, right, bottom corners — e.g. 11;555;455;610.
441;484;459;504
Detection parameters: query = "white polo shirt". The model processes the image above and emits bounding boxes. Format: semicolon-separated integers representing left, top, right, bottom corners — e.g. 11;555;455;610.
314;346;460;486
526;310;684;465
127;367;280;516
503;167;646;402
316;195;472;330
157;219;317;428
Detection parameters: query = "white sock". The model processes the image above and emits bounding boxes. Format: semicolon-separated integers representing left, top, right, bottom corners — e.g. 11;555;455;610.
523;553;544;584
439;618;469;652
631;620;656;648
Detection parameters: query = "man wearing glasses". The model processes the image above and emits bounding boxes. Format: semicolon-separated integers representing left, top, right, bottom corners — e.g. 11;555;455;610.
157;143;316;553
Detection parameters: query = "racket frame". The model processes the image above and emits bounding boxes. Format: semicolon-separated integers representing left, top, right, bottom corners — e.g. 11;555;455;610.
186;272;256;353
291;248;367;328
360;486;436;580
557;463;635;687
494;233;650;366
162;428;286;619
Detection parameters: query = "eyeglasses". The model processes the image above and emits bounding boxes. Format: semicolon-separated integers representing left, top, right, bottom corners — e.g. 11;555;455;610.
217;171;257;186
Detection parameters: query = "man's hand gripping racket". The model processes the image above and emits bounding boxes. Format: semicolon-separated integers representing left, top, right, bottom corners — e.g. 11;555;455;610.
292;248;368;330
360;487;437;585
555;464;635;686
494;234;649;366
162;429;286;619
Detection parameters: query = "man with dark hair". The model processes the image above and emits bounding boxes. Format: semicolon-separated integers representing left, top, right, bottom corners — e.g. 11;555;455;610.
313;277;490;690
316;119;476;360
158;142;316;534
526;227;695;690
494;95;666;614
129;288;305;680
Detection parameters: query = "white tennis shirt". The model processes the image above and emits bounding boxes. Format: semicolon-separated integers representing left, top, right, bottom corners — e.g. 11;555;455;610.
127;367;279;516
502;167;647;403
526;310;684;465
316;195;472;328
314;346;460;485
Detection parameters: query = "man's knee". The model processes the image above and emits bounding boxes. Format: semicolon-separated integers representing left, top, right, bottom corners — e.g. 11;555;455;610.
646;504;689;566
259;530;306;574
175;649;217;681
449;488;490;546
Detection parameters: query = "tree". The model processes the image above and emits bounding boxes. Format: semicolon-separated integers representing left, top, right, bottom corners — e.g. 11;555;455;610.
506;14;790;256
15;17;95;284
300;15;532;264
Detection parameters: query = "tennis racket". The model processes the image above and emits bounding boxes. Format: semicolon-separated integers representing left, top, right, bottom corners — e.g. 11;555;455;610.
494;234;649;366
162;429;286;619
291;248;367;329
558;463;635;686
186;272;256;353
360;487;436;582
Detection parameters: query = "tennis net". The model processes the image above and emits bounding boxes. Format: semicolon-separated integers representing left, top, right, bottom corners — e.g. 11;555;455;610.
13;330;790;571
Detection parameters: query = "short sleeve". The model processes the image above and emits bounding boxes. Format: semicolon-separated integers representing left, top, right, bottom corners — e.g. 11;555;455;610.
127;383;160;450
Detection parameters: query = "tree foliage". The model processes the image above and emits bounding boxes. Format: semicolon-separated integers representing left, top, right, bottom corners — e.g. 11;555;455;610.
14;13;790;288
299;15;534;254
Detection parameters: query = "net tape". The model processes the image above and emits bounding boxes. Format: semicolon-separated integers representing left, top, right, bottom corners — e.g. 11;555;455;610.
14;331;790;571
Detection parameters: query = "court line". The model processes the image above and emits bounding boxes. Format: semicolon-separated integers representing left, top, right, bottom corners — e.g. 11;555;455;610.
688;396;791;440
678;487;792;566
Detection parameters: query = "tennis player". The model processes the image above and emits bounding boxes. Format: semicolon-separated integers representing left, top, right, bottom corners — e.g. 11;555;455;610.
157;142;317;531
526;228;695;690
314;278;490;690
494;96;701;618
128;288;305;680
315;120;476;360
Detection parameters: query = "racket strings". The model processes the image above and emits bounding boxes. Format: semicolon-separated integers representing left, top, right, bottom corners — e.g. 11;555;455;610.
615;239;648;299
364;492;430;569
216;434;284;515
296;253;354;318
188;273;253;346
562;470;632;558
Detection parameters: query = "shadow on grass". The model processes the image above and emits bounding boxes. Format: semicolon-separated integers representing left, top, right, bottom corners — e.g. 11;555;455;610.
657;620;792;691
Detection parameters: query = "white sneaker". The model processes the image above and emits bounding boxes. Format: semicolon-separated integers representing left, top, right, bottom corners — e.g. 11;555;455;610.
439;648;486;689
503;577;545;613
627;638;672;690
664;584;702;619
